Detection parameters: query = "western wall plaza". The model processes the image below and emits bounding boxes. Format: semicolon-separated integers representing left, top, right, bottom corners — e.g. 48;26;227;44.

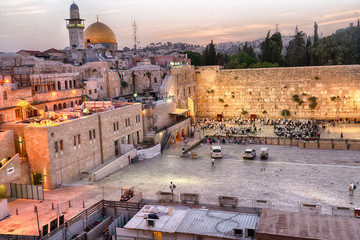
1;2;360;240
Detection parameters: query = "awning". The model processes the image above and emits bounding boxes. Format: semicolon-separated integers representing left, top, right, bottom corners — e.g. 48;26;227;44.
170;109;190;116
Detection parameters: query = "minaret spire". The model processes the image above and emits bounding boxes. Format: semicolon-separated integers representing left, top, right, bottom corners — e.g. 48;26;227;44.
97;14;99;22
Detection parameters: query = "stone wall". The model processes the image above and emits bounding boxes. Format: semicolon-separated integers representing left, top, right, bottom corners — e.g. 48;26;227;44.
143;100;176;132
196;65;360;119
0;130;15;160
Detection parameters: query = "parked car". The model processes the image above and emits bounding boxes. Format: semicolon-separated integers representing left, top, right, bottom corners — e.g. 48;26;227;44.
260;148;269;159
243;149;256;159
211;146;223;158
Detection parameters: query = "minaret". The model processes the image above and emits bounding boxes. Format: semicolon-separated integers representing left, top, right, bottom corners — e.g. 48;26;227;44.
65;2;85;48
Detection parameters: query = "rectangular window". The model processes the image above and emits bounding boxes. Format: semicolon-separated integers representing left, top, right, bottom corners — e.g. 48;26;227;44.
89;130;92;140
73;80;76;88
55;141;58;153
73;136;76;146
100;86;103;90
60;140;63;151
93;129;96;139
128;118;130;126
189;87;191;94
94;89;97;93
65;81;68;89
58;81;61;90
125;119;128;127
77;134;81;144
113;122;116;131
116;122;119;130
69;81;72;89
89;90;92;94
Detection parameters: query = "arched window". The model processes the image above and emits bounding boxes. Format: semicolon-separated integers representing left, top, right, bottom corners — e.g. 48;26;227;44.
3;91;7;100
44;105;48;112
71;101;74;107
53;104;57;111
58;103;62;110
63;103;66;109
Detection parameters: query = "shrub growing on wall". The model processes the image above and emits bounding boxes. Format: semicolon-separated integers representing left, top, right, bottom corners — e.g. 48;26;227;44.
308;96;318;110
281;109;290;117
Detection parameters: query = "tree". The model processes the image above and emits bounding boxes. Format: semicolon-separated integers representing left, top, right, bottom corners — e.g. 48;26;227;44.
203;40;217;65
310;26;360;65
242;42;257;58
313;22;319;46
305;37;312;65
185;51;204;66
286;31;307;66
260;31;285;66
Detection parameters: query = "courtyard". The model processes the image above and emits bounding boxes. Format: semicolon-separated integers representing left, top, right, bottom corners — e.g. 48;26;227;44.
1;131;360;235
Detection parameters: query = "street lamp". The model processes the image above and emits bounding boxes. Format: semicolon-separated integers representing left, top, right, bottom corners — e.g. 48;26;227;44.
133;92;138;101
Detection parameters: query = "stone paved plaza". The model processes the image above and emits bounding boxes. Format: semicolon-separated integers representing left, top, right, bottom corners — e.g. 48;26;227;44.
2;131;360;235
98;142;360;214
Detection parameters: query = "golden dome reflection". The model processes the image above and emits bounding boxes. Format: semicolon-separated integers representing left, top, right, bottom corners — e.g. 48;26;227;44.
84;21;116;45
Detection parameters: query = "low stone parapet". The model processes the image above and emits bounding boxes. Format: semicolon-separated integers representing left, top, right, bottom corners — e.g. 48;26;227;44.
218;196;238;208
137;144;161;160
180;193;199;204
91;149;137;182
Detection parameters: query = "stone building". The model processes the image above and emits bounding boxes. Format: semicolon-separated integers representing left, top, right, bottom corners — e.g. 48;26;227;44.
1;101;143;190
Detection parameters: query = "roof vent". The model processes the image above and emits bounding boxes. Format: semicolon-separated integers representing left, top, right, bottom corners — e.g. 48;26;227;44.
245;228;255;237
233;228;243;236
146;219;155;227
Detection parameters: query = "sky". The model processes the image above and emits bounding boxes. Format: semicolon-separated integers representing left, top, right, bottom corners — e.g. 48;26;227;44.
0;0;359;52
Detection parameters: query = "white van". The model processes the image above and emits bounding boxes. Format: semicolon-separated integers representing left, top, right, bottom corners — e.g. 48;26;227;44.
211;146;223;158
260;148;269;159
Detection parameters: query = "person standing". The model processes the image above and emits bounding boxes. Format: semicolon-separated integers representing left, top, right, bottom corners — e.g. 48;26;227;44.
169;181;176;195
349;182;356;196
211;158;215;168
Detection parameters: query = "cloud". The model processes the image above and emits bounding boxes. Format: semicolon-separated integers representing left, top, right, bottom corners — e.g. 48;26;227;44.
2;6;48;16
1;0;37;7
319;9;360;20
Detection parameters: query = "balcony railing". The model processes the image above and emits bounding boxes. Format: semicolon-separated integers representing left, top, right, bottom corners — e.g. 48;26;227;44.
66;24;85;28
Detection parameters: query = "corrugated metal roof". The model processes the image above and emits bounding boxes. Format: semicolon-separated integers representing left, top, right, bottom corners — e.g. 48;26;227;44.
176;209;260;239
257;210;360;240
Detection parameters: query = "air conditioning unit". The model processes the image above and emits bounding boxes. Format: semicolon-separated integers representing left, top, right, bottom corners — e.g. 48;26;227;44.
146;219;155;227
245;228;255;237
233;228;243;236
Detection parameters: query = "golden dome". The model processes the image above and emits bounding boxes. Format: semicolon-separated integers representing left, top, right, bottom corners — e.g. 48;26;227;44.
84;21;116;45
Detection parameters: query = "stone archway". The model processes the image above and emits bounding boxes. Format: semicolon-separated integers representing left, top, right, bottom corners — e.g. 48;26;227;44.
181;129;186;139
170;135;175;144
176;132;180;142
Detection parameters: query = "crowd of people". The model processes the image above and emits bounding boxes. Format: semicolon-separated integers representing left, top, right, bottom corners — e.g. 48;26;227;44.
196;117;352;139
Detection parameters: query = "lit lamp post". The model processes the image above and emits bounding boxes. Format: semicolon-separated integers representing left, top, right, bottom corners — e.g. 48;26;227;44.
133;92;138;101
